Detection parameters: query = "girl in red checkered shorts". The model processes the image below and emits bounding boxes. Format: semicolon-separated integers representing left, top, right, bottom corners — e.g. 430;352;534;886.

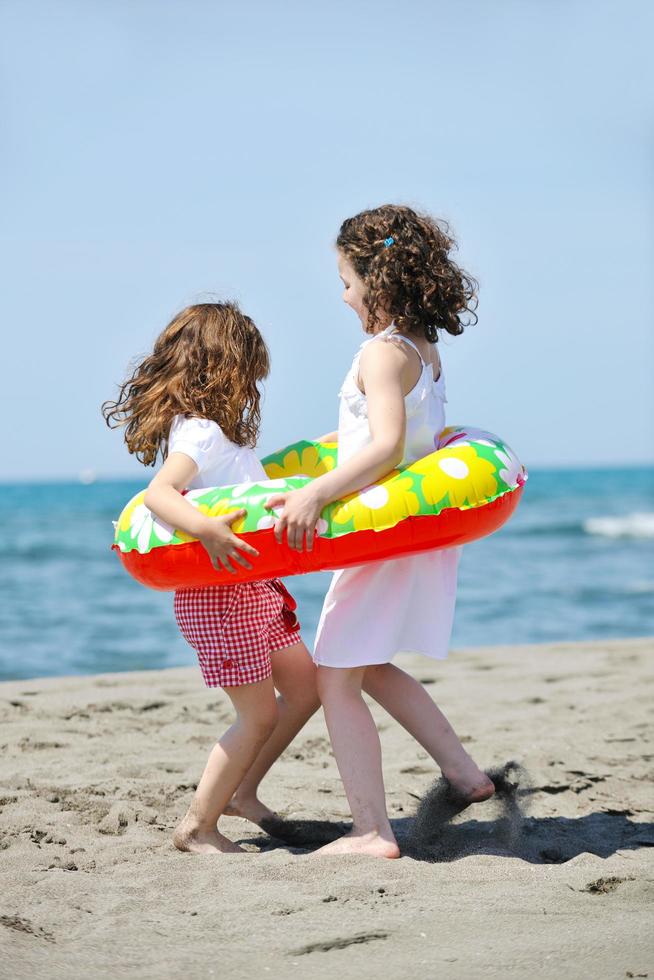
104;302;320;854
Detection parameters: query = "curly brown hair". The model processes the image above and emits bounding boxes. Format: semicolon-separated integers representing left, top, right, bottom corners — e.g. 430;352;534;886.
336;204;478;342
102;302;270;466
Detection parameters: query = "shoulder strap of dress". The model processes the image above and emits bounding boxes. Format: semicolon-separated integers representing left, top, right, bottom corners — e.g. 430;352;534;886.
387;329;425;365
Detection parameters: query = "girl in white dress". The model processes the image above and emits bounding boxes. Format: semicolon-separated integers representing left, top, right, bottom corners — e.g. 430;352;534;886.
268;205;495;858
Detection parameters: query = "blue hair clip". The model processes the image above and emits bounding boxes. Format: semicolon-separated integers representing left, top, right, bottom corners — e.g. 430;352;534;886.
383;237;395;248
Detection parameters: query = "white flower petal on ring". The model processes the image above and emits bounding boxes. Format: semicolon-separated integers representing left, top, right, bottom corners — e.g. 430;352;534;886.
359;485;389;509
137;515;154;553
152;517;174;543
438;458;469;480
232;482;256;498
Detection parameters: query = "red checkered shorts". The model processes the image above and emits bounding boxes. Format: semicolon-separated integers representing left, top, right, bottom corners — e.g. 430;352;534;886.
173;580;302;688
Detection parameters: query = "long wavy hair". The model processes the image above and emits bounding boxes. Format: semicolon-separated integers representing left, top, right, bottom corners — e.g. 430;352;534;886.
336;204;478;342
102;302;270;466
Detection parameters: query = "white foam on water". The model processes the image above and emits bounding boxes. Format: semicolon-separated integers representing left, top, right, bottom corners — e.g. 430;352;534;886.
583;512;654;539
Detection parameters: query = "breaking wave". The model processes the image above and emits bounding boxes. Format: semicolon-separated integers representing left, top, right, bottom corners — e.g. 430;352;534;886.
582;513;654;539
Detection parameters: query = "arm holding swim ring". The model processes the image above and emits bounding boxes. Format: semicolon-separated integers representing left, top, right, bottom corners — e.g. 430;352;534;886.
144;452;258;576
267;341;406;552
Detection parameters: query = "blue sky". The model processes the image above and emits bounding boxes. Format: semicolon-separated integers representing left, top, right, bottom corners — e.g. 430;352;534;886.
2;0;652;480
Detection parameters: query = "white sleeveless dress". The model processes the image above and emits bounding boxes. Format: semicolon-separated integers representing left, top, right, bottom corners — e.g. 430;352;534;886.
313;325;462;668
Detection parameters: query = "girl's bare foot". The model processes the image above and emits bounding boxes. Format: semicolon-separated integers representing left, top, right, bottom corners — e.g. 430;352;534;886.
310;829;400;859
442;763;496;804
224;794;277;827
173;819;245;855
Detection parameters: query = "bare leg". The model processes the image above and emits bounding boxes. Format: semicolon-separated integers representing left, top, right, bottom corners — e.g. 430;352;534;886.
225;641;320;826
173;677;278;854
311;666;400;858
363;663;494;801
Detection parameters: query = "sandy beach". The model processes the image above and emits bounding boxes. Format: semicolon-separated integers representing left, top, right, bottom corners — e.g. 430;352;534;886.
0;637;652;979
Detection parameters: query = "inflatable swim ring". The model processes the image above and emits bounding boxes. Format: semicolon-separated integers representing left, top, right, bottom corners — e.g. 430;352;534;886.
113;426;527;590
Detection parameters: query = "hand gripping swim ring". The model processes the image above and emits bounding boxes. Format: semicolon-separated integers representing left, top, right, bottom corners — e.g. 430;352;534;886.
113;426;527;590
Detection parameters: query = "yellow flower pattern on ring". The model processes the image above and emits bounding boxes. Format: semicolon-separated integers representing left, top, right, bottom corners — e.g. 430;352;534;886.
195;499;247;534
331;474;421;532
265;444;336;480
118;491;146;532
411;446;498;509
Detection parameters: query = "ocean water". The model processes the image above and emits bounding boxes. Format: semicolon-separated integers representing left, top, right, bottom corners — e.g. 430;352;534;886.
0;467;652;682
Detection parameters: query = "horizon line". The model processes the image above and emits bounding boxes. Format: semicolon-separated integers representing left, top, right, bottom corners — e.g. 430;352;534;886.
2;460;654;487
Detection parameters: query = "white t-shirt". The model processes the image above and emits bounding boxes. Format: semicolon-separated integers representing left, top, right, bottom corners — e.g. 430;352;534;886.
168;415;267;490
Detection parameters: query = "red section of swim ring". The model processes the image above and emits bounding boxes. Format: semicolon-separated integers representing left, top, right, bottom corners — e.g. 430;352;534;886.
113;487;524;592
